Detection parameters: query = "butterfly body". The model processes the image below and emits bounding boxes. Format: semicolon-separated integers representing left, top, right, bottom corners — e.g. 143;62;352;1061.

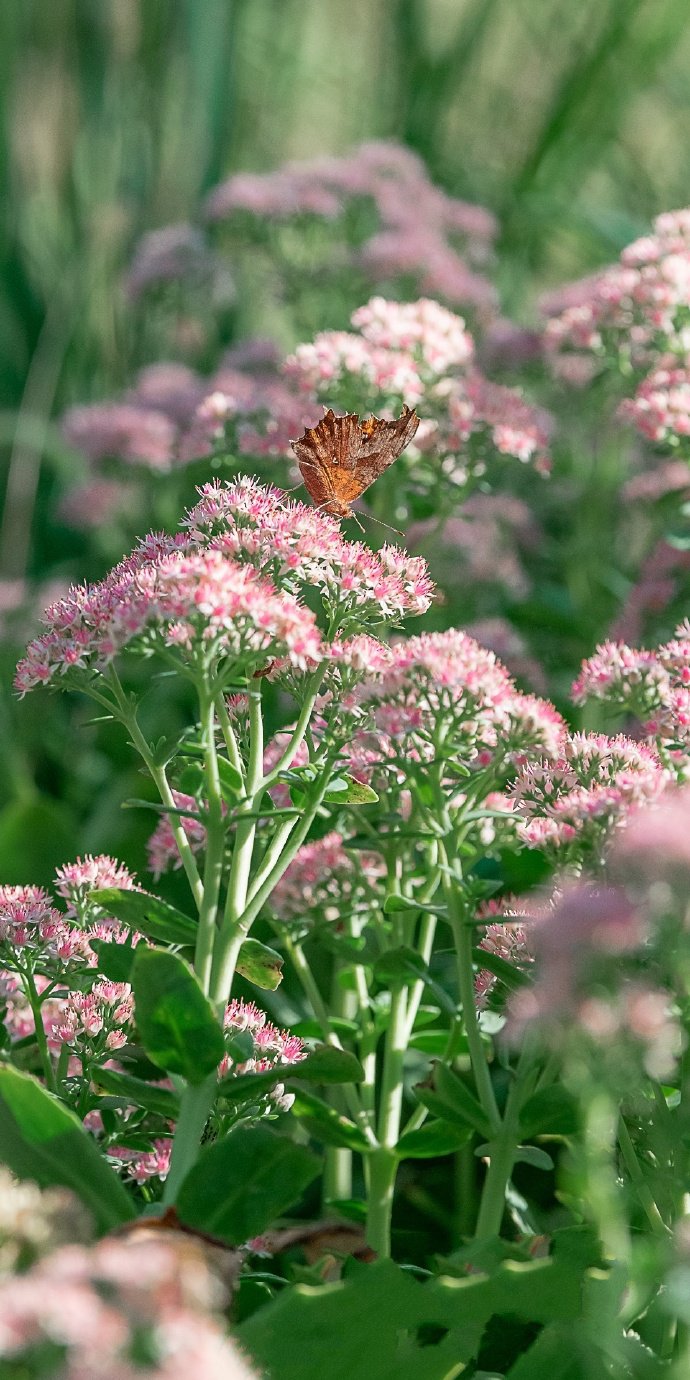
291;405;420;518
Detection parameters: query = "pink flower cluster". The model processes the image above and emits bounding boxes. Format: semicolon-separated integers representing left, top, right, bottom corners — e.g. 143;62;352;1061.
475;907;534;1009
508;732;669;856
573;623;690;756
147;792;208;879
0;1232;258;1378
283;297;550;478
183;475;434;626
123;222;224;301
614;782;690;876
610;538;690;645
203;140;497;312
543;208;690;370
62;402;178;472
0;882;119;972
443;373;552;471
109;1139;174;1185
508;864;686;1080
350;629;565;786
223;999;304;1070
51;979;134;1055
60;357;317;501
15;512;335;696
285;328;430;407
285;297;474;404
0;886;64;954
61;297;550;502
618;361;690;452
0;857;144;1054
271;832;384;926
0;969;66;1045
221;997;305;1103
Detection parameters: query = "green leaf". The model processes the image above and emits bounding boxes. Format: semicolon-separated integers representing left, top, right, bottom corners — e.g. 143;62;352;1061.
226;1029;256;1064
505;1324;605;1379
217;756;244;796
409;1030;456;1055
472;946;531;991
396;1120;472;1158
414;1085;476;1132
290;1089;369;1151
292;1017;360;1040
519;1085;578;1139
236;937;284;990
90;889;197;947
324;774;379;805
237;1249;607;1380
292;1045;364;1083
431;1064;494;1140
384;895;446;916
217;1044;364;1104
89;937;139;983
92;1066;180;1118
177;1125;320;1243
179;756;244;801
373;948;456;1017
131;948;225;1083
0;1066;134;1233
513;1145;554;1172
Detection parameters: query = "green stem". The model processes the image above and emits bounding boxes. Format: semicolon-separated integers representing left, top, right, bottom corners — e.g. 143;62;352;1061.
215;693;246;783
364;985;410;1257
194;694;226;993
366;1149;399;1257
105;670;203;909
209;688;264;1007
444;874;501;1137
258;666;327;791
24;967;56;1093
584;1090;631;1265
617;1115;669;1238
245;817;298;906
377;987;409;1150
54;1042;71;1092
348;916;377;1129
285;935;375;1145
474;1042;539;1239
210;758;337;1007
323;958;358;1204
161;1073;217;1207
474;1130;516;1239
402;912;437;1044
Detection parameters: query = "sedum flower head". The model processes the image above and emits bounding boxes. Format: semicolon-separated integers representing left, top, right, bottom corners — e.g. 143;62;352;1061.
271;831;385;929
509;732;669;858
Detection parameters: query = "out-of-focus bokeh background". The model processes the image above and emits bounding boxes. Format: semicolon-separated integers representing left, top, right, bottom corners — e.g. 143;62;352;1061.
2;0;689;883
4;0;690;413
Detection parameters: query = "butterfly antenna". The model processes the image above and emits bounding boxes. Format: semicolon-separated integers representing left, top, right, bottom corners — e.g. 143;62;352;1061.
362;511;403;539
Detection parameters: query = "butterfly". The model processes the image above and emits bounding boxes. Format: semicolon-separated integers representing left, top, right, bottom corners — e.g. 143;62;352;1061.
290;405;420;519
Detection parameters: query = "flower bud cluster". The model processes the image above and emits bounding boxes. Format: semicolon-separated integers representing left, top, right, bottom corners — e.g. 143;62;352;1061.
509;733;669;858
16;478;433;699
573;622;690;760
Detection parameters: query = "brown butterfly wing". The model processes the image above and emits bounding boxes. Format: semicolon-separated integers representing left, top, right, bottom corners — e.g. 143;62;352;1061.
291;410;361;514
291;405;420;516
356;405;420;479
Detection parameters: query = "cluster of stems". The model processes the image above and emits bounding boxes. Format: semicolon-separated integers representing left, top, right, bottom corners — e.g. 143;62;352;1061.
84;660;336;1202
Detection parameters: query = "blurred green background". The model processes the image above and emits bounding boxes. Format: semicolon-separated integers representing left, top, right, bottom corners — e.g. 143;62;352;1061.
1;0;689;882
4;0;690;415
